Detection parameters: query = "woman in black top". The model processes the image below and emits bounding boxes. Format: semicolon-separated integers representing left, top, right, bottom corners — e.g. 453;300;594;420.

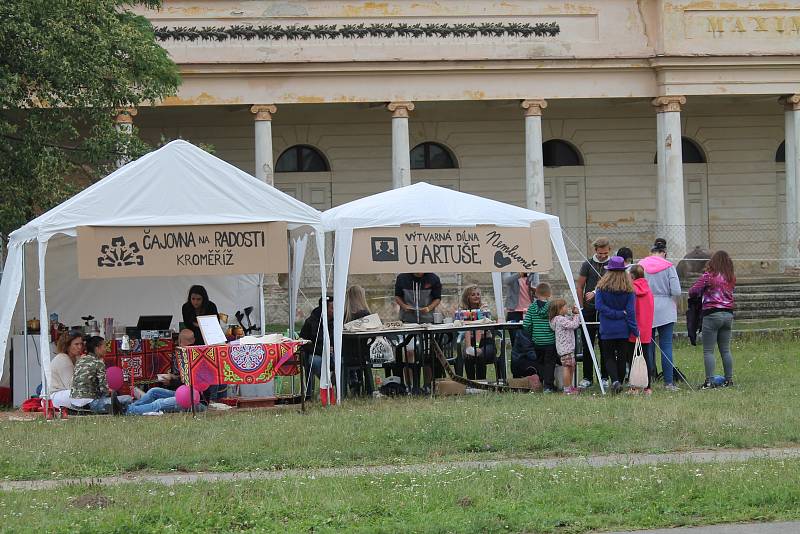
181;285;218;345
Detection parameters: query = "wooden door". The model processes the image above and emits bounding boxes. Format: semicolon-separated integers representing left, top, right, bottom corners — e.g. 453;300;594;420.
683;164;709;250
545;168;587;277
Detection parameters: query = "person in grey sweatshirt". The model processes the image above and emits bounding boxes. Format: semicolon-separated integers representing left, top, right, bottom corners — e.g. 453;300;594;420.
502;272;540;324
638;238;682;390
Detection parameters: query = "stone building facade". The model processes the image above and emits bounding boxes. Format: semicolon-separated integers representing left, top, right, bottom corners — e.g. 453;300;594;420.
127;1;800;320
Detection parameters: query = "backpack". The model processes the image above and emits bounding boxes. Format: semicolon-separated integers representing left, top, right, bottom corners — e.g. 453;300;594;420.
511;329;539;378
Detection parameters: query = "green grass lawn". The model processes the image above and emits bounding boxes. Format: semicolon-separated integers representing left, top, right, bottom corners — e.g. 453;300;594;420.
2;458;799;533
0;335;798;482
673;317;800;333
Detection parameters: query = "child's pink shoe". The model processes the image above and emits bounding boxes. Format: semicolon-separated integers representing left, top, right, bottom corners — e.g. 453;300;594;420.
564;386;580;396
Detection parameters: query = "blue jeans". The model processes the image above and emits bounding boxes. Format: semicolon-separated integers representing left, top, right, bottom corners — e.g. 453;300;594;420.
87;395;132;414
127;387;180;415
88;397;112;414
648;322;675;385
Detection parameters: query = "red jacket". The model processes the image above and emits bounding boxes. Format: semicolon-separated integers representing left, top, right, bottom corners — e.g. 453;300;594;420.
629;277;654;343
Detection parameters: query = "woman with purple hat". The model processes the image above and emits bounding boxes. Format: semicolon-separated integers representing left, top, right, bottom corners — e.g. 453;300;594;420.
594;256;639;394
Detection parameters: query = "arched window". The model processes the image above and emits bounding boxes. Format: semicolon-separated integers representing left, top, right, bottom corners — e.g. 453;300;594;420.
275;145;329;172
654;137;706;164
542;140;583;167
410;142;457;170
777;141;785;163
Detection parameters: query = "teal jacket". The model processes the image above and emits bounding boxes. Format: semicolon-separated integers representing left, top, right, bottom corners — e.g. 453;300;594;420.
523;300;555;345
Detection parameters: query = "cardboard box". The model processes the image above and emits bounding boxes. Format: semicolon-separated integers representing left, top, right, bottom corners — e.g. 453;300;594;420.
508;376;542;391
434;379;466;396
508;378;532;389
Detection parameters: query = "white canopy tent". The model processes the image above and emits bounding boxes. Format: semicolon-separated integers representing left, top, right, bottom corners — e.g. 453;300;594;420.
320;182;602;402
0;140;329;399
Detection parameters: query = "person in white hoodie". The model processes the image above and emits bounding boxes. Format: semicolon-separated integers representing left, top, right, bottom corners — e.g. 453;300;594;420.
638;238;682;391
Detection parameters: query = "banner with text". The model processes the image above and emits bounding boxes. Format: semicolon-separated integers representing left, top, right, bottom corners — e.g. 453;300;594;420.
349;221;552;274
77;222;288;278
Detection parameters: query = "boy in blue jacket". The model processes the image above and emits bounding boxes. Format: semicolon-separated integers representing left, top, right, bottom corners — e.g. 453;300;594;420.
594;256;639;393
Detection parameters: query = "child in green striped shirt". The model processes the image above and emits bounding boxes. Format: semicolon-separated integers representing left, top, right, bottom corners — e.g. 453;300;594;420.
522;283;559;392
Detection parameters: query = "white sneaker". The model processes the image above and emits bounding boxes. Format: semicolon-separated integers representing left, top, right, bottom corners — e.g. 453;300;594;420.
665;384;680;392
578;379;592;389
601;379;610;390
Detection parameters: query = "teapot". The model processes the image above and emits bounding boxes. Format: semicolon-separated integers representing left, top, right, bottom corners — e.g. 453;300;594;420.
26;318;40;333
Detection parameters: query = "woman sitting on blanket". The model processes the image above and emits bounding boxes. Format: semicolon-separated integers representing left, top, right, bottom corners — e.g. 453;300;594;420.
50;330;84;409
70;336;131;414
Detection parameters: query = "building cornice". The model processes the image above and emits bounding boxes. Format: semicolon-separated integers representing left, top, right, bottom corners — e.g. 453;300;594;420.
172;55;800;77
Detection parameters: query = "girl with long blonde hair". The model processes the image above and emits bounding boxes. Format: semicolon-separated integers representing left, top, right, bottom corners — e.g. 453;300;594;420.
345;285;370;323
459;284;495;381
594;256;638;393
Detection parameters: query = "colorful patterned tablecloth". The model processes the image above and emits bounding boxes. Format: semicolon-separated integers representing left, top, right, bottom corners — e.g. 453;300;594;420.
176;341;304;386
102;337;175;384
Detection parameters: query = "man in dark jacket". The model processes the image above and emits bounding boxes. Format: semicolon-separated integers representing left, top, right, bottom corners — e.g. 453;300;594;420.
299;296;334;398
576;236;611;388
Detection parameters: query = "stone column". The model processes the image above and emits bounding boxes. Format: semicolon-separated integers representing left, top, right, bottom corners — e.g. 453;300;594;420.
781;95;800;268
521;99;548;212
652;95;687;261
250;104;277;185
114;107;137;168
387;101;415;189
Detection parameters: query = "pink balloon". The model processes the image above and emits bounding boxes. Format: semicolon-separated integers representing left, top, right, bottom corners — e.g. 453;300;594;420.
175;385;201;409
106;366;124;391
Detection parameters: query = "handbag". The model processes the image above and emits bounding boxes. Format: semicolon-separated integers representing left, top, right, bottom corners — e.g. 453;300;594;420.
629;337;648;389
369;336;395;366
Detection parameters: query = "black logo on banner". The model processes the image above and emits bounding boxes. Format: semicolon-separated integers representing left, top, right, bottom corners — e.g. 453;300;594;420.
97;236;144;268
493;251;513;268
371;237;399;262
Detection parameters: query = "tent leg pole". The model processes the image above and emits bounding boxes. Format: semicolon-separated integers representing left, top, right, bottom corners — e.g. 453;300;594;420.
259;274;266;335
300;363;306;413
21;242;30;400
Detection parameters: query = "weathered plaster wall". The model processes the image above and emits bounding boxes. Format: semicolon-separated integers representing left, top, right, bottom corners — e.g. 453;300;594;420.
133;96;787;318
136;1;800;104
134;96;785;234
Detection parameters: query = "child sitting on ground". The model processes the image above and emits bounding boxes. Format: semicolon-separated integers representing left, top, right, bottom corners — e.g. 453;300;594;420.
549;298;581;395
523;283;559;392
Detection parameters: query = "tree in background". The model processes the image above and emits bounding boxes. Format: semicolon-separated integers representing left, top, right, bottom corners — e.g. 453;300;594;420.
0;0;180;244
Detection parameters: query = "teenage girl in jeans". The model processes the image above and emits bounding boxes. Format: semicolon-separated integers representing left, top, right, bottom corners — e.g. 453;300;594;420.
689;251;736;388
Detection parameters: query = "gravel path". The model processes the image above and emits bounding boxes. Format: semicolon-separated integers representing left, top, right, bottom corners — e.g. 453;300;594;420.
2;446;799;492
608;521;800;533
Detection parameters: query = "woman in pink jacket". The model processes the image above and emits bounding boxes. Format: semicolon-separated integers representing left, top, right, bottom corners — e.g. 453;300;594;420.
629;265;655;392
689;250;736;389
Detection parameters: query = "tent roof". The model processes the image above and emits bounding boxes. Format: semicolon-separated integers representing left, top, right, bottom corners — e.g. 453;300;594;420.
321;182;559;231
10;140;321;243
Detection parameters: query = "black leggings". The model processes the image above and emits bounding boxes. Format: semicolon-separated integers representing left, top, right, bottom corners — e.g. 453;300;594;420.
601;339;633;384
